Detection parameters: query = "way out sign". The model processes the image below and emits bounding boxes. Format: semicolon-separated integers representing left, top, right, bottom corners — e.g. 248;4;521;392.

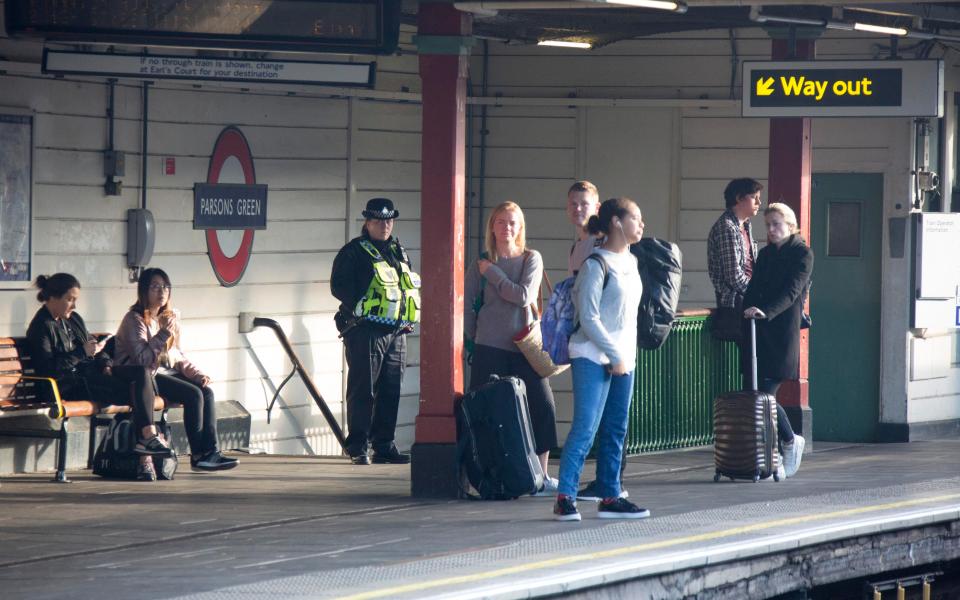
742;60;943;117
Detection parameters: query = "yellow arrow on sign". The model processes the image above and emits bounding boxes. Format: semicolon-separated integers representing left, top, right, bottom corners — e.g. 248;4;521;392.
756;77;775;96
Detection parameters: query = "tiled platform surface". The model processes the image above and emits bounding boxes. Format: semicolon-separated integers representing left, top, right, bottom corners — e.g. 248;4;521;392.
0;441;958;600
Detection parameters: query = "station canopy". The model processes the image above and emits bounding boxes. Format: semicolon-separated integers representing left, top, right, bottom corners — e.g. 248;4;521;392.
403;1;960;49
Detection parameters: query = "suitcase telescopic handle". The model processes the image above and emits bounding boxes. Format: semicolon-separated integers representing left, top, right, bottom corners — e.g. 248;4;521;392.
746;314;763;391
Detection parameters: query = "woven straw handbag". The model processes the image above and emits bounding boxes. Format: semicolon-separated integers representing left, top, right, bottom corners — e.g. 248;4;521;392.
513;273;568;378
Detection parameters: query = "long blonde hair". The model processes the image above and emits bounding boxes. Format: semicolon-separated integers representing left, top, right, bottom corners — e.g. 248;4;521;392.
484;201;526;262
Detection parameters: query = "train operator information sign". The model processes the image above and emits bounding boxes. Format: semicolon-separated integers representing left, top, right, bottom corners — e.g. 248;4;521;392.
43;50;375;87
742;60;943;117
193;183;267;230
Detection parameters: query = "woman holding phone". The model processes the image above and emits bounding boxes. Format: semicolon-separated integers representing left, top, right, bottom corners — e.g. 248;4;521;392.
115;268;237;478
26;273;171;473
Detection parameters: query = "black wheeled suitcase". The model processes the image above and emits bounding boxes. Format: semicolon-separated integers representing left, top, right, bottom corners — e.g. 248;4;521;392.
713;317;780;483
456;375;545;499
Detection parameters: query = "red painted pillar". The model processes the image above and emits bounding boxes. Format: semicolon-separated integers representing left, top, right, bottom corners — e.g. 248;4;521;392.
766;36;815;442
410;3;472;498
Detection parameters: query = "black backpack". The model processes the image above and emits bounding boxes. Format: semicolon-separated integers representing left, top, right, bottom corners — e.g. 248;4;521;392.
631;238;683;350
93;415;178;480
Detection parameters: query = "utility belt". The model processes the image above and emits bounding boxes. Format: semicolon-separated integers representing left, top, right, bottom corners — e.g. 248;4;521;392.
352;239;421;328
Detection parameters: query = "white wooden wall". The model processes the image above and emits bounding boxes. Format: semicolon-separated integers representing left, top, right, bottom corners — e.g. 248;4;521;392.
0;9;424;457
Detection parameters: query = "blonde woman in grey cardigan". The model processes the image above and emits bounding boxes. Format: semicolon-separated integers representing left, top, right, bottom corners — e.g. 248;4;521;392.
465;201;559;494
554;198;650;522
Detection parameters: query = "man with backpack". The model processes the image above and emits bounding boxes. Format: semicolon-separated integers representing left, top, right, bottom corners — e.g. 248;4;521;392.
566;181;601;276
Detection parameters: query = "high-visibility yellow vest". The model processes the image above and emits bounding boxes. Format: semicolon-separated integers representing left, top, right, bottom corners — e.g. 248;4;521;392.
353;239;421;327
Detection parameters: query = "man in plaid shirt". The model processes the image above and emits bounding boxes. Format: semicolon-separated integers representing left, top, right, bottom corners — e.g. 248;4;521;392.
707;178;763;343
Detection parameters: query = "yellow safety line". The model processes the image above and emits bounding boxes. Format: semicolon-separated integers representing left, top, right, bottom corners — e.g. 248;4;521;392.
336;492;960;600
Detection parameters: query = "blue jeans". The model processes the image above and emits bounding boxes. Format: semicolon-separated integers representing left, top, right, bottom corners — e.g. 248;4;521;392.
557;358;635;499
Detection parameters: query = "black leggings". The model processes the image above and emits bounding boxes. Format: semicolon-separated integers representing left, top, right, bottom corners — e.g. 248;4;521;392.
155;372;219;456
77;365;156;432
470;344;558;455
759;378;796;445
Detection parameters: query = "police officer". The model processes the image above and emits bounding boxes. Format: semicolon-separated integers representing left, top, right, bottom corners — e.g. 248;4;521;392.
331;198;421;465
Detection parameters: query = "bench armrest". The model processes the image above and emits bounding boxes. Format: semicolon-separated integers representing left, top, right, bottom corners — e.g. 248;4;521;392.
20;376;64;419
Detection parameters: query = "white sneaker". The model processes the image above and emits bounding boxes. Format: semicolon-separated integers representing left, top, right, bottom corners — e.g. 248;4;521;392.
759;452;786;481
783;435;805;478
761;462;786;481
533;476;559;497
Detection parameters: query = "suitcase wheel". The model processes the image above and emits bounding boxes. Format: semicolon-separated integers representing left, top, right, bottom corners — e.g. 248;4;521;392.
713;471;721;483
753;474;760;483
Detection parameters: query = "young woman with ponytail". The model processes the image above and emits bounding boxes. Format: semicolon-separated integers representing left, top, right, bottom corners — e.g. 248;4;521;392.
553;198;650;522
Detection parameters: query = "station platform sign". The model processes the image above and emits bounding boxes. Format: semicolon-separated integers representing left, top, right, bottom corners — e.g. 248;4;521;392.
742;60;943;118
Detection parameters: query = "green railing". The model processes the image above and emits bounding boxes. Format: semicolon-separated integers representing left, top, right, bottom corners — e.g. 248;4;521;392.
626;310;741;454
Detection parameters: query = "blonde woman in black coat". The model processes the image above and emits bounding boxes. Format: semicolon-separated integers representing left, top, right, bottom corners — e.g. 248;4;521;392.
742;202;813;479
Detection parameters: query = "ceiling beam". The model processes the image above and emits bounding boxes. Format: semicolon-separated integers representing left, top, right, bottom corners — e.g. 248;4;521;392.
452;0;946;13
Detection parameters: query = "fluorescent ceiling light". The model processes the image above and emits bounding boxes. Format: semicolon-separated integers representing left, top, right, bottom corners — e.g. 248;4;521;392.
538;40;592;49
853;22;907;36
603;0;681;10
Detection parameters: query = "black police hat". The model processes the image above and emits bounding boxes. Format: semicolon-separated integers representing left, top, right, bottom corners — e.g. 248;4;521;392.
362;198;400;220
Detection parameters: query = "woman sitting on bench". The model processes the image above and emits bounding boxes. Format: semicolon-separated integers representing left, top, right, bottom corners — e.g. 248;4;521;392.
114;268;238;475
26;273;173;481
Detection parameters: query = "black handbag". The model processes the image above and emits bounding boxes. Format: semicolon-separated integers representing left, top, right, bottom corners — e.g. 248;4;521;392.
711;306;743;343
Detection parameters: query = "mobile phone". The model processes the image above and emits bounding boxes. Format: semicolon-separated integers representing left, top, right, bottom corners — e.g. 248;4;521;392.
97;334;113;342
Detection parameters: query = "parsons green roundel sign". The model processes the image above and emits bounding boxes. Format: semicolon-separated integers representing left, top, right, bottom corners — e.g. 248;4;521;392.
195;126;267;287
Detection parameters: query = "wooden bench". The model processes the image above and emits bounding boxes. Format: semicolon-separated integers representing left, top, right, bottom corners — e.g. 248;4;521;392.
0;336;175;482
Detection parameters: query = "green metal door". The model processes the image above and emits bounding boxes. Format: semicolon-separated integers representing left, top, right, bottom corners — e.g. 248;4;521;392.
809;173;883;442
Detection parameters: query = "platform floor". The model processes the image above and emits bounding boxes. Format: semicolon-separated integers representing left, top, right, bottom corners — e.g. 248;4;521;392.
1;441;958;599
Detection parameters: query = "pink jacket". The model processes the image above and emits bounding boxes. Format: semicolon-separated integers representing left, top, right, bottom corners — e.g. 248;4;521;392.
114;310;205;384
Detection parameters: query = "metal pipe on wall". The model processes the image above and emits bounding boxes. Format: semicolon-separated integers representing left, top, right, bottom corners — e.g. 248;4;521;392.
140;81;149;210
107;79;115;151
476;39;490;257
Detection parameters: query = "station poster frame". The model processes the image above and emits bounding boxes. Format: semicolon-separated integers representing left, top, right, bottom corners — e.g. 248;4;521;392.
0;108;33;289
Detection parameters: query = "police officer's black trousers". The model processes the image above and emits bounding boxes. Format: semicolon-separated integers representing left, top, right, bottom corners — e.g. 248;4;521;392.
343;326;406;457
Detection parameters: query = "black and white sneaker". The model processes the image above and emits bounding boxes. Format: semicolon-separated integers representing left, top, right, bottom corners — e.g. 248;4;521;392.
192;451;239;471
134;436;174;457
576;480;629;502
553;494;581;522
597;497;650;519
576;480;601;502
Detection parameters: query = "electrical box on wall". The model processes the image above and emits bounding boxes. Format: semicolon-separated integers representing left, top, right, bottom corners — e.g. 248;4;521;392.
104;150;125;177
127;208;155;268
104;150;125;196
